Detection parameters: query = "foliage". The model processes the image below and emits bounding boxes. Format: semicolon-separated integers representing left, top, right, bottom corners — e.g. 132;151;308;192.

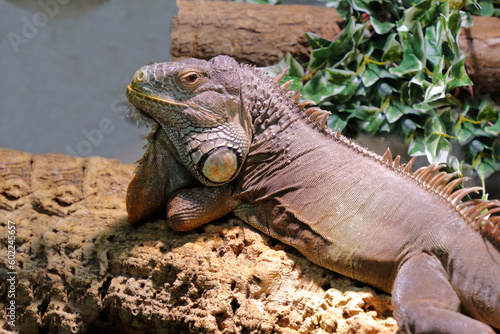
464;0;500;16
233;0;500;17
265;0;499;186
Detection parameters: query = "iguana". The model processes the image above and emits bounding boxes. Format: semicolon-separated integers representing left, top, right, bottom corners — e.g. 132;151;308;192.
125;55;500;333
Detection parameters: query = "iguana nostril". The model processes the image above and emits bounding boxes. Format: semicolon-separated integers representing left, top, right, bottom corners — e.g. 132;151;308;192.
201;150;238;183
135;69;146;82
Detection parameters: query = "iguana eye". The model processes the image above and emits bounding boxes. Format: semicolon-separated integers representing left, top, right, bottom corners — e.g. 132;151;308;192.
185;74;199;82
178;71;202;89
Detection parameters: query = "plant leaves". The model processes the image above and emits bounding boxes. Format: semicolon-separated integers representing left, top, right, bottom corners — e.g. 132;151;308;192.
444;53;473;91
302;71;334;104
485;117;500;135
263;0;500;182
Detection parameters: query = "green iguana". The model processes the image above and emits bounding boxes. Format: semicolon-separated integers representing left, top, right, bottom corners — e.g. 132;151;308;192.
125;55;500;333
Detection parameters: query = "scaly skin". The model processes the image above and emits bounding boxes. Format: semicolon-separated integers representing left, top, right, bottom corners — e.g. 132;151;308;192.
126;55;500;333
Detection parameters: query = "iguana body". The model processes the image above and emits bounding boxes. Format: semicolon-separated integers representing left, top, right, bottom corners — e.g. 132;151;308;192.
126;56;500;333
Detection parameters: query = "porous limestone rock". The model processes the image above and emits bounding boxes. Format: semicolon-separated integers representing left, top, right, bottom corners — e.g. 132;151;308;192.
0;148;397;334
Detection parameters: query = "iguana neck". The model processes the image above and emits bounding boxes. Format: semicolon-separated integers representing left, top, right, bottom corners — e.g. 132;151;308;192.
240;65;299;137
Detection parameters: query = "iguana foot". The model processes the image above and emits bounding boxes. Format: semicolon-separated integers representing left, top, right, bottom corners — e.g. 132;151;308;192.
392;252;495;334
166;185;240;232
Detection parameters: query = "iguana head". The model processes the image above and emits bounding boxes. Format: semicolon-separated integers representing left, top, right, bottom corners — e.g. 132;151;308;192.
127;55;252;186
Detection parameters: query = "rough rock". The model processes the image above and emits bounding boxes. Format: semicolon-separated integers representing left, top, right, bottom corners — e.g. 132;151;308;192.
0;148;397;333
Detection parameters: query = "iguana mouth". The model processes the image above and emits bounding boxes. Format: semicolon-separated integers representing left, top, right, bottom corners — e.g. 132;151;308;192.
127;85;221;124
126;85;189;109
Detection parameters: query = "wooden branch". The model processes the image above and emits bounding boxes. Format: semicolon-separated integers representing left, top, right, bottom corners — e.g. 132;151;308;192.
460;16;500;92
171;0;500;91
0;148;396;333
171;0;343;66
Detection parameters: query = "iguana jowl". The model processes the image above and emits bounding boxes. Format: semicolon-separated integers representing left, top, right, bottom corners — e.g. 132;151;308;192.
126;55;500;333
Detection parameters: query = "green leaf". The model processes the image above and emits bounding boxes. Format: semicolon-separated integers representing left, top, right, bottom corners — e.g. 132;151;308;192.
408;134;426;156
385;100;404;123
351;0;399;33
409;69;426;87
381;33;404;62
441;13;461;58
438;108;458;133
470;139;487;155
331;77;361;102
377;82;395;96
283;53;304;78
447;11;462;39
459;11;473;29
307;18;365;70
425;133;451;163
345;103;385;134
385;106;403;123
485;117;500;136
432;56;445;83
358;105;380;114
326;0;352;19
424;116;451;163
302;71;333;104
370;16;396;35
362;116;384;133
456;122;476;144
478;0;495;16
426;114;447;133
389;47;422;76
326;113;348;132
410;22;425;67
401;118;421;134
360;63;381;87
423;25;441;68
444;53;473;91
476;156;497;181
397;3;426;34
325;68;356;83
424;81;446;103
305;32;334;49
477;99;499;121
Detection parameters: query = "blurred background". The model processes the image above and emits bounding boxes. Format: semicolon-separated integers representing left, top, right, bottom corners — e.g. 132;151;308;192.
0;0;325;164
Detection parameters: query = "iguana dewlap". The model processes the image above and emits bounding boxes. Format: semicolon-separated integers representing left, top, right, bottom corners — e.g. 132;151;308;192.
125;55;500;333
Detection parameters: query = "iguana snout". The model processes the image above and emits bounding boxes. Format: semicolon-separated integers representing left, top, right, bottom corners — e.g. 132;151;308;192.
126;56;252;186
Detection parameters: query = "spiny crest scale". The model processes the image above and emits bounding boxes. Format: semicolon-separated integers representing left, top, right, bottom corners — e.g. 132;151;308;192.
273;70;332;133
380;148;500;244
291;93;302;104
281;79;293;91
304;107;331;131
274;66;289;84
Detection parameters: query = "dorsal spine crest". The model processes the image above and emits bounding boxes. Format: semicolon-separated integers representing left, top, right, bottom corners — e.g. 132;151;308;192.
278;71;500;244
260;66;500;244
379;148;500;243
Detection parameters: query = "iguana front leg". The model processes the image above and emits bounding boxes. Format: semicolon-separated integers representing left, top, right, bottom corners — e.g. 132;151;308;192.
166;185;241;232
126;127;197;224
392;252;495;334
